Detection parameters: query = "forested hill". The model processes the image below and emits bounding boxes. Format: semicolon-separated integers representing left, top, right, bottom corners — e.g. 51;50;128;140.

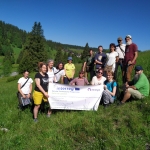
0;20;98;51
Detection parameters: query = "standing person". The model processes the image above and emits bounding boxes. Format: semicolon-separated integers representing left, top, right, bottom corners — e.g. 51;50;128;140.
17;70;33;110
91;69;106;85
53;62;65;83
82;49;95;81
33;62;50;122
123;35;138;83
69;70;89;86
119;65;149;105
115;37;126;80
47;59;56;83
64;57;75;84
104;43;119;79
95;46;107;72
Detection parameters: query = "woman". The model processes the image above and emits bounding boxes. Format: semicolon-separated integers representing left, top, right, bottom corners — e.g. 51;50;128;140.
17;70;33;110
53;62;65;83
91;69;106;85
102;71;117;107
104;43;119;78
64;57;75;84
69;70;89;86
33;62;50;122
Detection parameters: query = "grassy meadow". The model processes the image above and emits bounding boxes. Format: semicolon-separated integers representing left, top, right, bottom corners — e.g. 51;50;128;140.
0;51;150;149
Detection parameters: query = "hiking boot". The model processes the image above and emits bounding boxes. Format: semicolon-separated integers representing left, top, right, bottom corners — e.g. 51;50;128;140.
33;118;38;122
117;101;125;106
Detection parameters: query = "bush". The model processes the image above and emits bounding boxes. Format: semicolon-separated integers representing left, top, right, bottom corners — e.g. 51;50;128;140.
7;74;22;82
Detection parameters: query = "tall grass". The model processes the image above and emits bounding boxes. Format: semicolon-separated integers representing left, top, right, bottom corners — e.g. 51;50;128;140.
0;51;150;149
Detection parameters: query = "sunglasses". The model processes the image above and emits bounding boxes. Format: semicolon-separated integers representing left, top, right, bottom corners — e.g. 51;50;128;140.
97;72;103;74
118;40;122;42
80;72;84;74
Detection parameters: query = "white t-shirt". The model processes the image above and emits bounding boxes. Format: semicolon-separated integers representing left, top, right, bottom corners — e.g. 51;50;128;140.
53;67;65;82
106;51;118;72
47;69;55;83
116;44;126;59
17;77;33;94
91;76;106;85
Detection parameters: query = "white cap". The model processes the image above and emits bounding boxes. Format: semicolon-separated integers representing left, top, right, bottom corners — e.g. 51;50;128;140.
125;35;132;39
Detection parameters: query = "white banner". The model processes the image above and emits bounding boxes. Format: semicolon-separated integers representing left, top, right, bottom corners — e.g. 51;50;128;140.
48;83;104;111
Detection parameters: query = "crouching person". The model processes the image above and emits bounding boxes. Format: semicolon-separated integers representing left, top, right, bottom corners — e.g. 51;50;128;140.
119;65;149;105
33;62;50;122
102;71;117;107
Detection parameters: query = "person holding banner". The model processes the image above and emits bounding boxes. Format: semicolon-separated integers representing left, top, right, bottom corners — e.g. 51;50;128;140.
64;57;75;84
33;62;50;122
102;71;117;107
69;70;89;86
91;69;106;85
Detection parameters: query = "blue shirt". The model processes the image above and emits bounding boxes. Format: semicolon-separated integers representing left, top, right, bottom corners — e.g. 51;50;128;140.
104;80;117;99
95;52;106;69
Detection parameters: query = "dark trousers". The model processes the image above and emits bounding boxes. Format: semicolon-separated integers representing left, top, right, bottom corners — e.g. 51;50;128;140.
85;69;95;82
63;77;73;84
114;59;124;81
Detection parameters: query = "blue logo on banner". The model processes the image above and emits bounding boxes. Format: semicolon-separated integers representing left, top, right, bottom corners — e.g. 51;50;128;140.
75;88;80;91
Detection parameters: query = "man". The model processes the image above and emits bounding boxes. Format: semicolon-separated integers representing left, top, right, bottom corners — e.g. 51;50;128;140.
95;45;106;72
123;35;138;82
120;65;149;104
82;49;95;81
115;37;126;80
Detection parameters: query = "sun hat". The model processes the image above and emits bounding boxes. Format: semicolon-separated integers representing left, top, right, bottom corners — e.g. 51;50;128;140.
125;35;132;39
67;57;73;60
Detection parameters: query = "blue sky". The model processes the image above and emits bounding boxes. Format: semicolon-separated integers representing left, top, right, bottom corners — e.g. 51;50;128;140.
0;0;150;50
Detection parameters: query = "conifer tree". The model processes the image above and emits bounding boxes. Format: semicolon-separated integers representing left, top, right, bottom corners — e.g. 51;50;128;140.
81;43;89;60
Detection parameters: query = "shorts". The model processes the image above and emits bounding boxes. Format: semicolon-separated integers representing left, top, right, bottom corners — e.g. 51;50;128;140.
128;88;145;99
33;90;48;105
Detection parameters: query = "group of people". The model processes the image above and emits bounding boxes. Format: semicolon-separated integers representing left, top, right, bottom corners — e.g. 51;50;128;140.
17;35;149;122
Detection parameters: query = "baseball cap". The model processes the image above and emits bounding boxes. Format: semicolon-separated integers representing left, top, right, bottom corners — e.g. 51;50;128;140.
125;35;132;39
67;57;73;60
117;37;122;41
135;65;143;71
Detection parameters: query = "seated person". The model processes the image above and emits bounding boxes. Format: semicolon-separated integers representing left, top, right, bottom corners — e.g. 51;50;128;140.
120;65;149;104
102;71;117;107
91;69;106;85
69;71;89;86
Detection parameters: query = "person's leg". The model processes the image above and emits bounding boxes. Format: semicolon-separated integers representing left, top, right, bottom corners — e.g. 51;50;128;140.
63;77;69;84
33;105;40;119
90;69;94;81
114;62;119;80
121;90;131;103
102;90;114;105
126;65;134;82
85;72;88;79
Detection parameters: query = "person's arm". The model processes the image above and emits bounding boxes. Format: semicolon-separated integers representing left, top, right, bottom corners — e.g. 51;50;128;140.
85;78;89;85
106;86;116;96
91;77;95;85
35;78;49;98
27;83;32;98
82;62;86;72
72;64;75;78
69;78;76;85
128;45;138;65
18;83;26;98
60;75;64;84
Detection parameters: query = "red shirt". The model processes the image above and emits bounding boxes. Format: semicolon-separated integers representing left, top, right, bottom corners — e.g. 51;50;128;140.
124;43;138;65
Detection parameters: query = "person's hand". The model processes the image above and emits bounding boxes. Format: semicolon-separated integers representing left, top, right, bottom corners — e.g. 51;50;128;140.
125;82;129;88
104;85;107;90
128;61;132;65
27;94;30;98
22;94;26;98
44;92;49;98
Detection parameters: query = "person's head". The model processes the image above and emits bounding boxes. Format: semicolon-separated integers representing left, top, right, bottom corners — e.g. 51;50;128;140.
89;49;93;56
135;65;143;75
79;70;85;78
125;35;132;45
117;37;123;45
96;69;103;78
67;57;73;63
106;71;114;81
38;62;47;73
56;62;64;70
98;45;103;53
109;43;116;52
23;70;29;78
47;59;54;69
